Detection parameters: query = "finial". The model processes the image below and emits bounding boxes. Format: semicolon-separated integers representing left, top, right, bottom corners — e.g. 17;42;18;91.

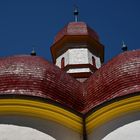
30;47;36;56
122;41;128;52
73;6;79;22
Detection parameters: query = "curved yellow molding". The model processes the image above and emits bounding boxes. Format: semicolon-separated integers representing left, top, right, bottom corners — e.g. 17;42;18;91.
86;95;140;133
0;99;82;133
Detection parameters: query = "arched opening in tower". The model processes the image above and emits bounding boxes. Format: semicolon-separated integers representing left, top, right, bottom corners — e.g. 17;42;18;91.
61;57;65;68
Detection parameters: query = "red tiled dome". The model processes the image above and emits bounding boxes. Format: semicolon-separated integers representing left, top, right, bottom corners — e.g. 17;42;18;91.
0;55;84;112
54;22;99;44
84;50;140;113
0;50;140;114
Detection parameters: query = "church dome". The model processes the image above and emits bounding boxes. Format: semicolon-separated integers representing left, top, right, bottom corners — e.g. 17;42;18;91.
85;50;140;112
0;50;139;114
0;55;84;112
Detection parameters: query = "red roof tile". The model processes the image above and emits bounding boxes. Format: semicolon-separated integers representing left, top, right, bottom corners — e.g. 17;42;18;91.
0;55;84;112
84;50;140;113
0;50;140;114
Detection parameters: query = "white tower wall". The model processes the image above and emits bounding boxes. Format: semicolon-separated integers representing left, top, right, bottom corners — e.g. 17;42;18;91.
56;50;69;68
88;50;101;69
68;48;89;64
56;48;101;73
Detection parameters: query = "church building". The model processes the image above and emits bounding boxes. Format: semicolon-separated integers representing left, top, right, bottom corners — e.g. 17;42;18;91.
0;9;140;140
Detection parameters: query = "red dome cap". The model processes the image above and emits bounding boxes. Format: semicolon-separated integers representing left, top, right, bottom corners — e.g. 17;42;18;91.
54;22;99;44
0;55;84;112
51;22;104;63
85;50;140;113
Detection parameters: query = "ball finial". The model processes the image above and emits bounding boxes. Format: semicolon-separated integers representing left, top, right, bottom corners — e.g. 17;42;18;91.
122;41;128;52
30;47;36;56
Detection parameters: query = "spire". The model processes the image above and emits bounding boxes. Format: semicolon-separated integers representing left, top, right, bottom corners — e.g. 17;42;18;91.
122;41;128;52
73;6;79;22
30;47;36;56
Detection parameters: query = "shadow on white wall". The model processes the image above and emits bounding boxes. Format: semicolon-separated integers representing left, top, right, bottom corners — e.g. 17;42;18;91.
102;120;140;140
0;124;56;140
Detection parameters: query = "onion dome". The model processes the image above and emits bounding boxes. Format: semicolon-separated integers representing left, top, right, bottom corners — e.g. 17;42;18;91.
54;22;99;43
0;55;84;112
84;50;140;113
50;22;104;81
51;22;104;63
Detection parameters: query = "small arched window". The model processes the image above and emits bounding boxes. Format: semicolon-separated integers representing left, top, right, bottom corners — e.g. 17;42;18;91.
92;56;95;66
61;57;65;68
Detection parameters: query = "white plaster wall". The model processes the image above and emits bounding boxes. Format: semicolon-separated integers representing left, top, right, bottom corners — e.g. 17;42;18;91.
88;111;140;140
56;48;101;69
88;50;101;68
56;48;89;69
56;48;101;73
0;124;55;140
103;121;140;140
68;48;89;64
56;51;69;68
67;68;91;73
0;115;82;140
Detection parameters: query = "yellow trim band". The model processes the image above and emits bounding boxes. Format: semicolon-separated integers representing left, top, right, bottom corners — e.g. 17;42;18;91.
0;99;82;133
86;95;140;133
1;96;139;134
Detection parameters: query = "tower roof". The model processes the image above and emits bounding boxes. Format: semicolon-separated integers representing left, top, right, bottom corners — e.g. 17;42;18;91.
51;22;104;63
54;22;99;44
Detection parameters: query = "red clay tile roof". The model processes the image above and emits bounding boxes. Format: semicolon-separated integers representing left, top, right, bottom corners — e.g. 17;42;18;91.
0;50;140;114
54;22;99;44
84;50;140;113
0;55;84;112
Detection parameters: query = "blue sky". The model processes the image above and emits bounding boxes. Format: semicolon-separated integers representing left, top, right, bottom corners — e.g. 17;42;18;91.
0;0;140;63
